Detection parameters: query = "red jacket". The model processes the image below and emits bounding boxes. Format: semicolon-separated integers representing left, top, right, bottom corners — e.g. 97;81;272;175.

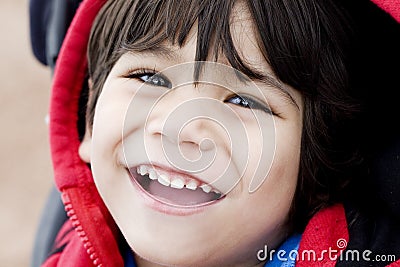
42;0;400;266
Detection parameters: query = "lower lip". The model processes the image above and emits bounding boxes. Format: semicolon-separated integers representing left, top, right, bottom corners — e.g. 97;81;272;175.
127;169;223;216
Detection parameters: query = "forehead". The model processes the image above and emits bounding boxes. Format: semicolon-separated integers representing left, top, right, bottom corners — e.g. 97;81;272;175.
121;1;265;72
229;2;273;75
139;5;264;64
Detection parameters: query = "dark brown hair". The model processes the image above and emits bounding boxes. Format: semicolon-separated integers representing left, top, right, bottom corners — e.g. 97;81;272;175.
86;0;361;232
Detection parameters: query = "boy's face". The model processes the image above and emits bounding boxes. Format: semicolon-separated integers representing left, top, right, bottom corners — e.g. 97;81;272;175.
80;6;303;267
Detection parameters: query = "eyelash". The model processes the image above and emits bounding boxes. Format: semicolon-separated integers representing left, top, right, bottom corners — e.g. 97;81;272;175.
124;68;274;115
224;94;274;115
124;68;172;89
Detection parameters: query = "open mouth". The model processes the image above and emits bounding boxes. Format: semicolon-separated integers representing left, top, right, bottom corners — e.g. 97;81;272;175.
128;164;224;207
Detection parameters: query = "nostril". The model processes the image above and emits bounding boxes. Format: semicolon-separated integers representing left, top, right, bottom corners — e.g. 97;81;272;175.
199;138;215;151
178;141;203;162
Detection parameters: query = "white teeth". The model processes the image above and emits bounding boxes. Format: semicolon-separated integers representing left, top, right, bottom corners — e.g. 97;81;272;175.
170;178;185;189
158;174;170;187
200;184;212;193
136;165;219;194
139;165;147;176
148;169;158;180
185;180;198;191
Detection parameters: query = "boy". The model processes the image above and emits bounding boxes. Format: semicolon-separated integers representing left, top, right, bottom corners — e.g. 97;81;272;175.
41;0;400;266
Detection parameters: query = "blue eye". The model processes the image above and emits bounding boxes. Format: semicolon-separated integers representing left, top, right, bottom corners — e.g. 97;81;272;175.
140;73;172;88
127;70;172;89
225;94;273;114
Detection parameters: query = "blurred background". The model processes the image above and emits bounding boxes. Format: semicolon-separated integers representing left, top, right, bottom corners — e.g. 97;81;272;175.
0;0;54;266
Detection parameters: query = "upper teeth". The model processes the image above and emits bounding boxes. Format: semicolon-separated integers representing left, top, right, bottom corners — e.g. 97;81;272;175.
136;165;220;194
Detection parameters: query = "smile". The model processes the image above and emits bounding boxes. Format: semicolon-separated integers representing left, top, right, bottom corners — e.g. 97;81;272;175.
128;164;225;209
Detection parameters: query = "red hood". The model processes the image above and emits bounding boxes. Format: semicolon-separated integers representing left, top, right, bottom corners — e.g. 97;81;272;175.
371;0;400;21
48;0;399;266
48;1;123;266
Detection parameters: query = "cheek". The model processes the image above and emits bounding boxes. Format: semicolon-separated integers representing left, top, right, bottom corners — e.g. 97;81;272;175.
260;120;302;202
227;119;301;247
90;82;137;193
241;117;302;219
246;129;301;215
91;79;145;159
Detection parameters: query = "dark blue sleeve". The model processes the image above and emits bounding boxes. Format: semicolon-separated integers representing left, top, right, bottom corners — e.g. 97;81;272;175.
124;245;137;267
263;234;302;267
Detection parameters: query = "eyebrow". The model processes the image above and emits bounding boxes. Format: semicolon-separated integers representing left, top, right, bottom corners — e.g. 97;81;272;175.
128;46;300;109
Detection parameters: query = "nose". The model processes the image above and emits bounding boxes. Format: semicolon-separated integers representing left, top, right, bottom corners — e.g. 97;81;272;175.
144;87;229;170
145;94;221;151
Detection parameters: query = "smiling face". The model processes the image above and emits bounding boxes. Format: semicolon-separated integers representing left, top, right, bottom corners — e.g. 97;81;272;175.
79;3;303;267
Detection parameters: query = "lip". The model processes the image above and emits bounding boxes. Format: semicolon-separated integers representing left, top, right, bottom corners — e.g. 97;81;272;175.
126;164;225;216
